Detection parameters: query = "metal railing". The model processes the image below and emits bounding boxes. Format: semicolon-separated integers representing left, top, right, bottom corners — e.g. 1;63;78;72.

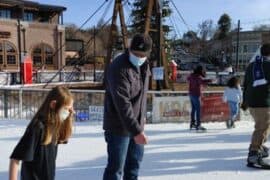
0;87;225;122
0;88;105;121
0;70;105;85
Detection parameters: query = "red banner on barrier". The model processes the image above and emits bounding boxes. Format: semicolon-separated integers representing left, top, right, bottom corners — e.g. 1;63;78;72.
201;94;230;122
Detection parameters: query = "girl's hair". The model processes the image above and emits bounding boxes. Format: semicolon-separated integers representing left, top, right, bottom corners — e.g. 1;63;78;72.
29;86;74;145
193;65;206;77
227;76;240;88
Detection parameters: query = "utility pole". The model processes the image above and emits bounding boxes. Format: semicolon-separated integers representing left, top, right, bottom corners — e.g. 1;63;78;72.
156;1;162;90
93;26;96;82
235;20;240;72
17;19;22;84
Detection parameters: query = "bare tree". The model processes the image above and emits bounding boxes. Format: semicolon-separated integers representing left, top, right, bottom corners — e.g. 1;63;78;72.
198;19;215;41
253;24;270;31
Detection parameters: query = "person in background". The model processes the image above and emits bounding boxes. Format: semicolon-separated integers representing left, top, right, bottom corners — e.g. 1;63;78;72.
103;33;152;180
242;43;270;167
187;65;212;131
223;76;242;128
9;86;74;180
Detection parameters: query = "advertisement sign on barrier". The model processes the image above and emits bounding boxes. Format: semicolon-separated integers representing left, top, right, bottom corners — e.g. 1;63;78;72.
201;94;230;122
152;94;235;123
76;112;89;121
152;96;190;123
89;106;104;121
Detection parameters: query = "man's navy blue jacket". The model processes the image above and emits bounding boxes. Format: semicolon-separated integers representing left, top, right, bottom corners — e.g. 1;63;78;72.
103;51;150;136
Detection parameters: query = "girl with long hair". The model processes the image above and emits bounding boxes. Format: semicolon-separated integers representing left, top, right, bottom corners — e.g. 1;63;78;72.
9;86;74;180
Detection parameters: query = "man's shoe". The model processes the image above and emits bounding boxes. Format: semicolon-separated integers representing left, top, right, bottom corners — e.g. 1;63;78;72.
262;145;269;158
247;150;270;169
247;150;262;165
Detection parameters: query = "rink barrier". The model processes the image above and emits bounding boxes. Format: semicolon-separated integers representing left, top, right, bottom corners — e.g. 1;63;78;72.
0;70;104;85
0;87;229;123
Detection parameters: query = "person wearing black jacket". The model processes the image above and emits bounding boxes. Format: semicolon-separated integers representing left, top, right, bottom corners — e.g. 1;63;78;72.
9;86;74;180
243;43;270;167
103;34;152;180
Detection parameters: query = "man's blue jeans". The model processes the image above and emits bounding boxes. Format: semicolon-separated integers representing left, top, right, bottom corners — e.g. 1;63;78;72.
103;131;144;180
190;95;201;126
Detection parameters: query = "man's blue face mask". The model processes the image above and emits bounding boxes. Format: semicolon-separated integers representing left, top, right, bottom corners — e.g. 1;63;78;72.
129;52;147;67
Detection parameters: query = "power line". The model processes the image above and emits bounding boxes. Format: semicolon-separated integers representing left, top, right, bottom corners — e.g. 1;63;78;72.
65;0;131;86
169;0;193;31
45;15;113;88
52;0;110;60
23;1;111;86
44;0;130;88
168;15;182;38
43;0;111;87
100;0;114;21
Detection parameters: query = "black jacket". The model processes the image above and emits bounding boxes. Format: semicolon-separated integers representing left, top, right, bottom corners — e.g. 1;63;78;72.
103;51;150;136
10;121;58;180
243;58;270;107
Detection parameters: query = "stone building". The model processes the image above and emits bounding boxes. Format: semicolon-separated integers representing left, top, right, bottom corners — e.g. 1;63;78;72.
0;0;66;71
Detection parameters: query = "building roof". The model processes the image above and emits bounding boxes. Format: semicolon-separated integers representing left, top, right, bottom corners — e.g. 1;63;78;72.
0;0;66;12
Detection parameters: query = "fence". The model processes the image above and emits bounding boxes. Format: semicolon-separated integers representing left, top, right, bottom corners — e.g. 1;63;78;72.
0;87;231;123
0;70;104;85
0;88;104;121
1;70;245;86
176;71;245;85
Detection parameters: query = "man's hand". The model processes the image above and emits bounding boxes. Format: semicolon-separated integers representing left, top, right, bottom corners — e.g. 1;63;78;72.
134;132;148;145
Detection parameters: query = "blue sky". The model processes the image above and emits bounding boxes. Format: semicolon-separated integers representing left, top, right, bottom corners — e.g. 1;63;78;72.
36;0;270;37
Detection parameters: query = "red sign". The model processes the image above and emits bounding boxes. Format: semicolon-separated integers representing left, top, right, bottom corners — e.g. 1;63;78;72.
201;94;230;122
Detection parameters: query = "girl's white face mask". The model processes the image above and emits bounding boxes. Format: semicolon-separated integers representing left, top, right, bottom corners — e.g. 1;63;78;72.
59;108;70;121
129;52;147;67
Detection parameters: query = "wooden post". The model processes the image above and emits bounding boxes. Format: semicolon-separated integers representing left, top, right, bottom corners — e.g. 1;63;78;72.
144;0;169;90
104;0;128;85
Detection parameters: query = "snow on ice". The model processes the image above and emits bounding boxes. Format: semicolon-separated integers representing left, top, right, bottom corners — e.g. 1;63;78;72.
1;112;270;180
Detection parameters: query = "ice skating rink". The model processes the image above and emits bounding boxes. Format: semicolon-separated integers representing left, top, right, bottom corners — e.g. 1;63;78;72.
1;113;270;180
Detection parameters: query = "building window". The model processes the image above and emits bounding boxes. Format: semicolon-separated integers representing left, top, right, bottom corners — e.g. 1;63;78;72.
32;44;54;67
243;45;248;53
232;46;235;53
23;12;33;22
5;42;17;64
0;9;11;19
0;41;17;66
7;55;16;64
45;46;53;65
6;43;16;53
33;56;42;66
